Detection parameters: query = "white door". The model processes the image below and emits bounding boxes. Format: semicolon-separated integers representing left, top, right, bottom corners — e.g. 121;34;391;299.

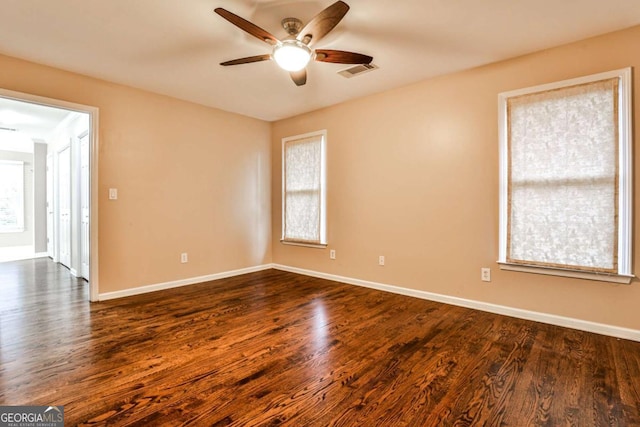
79;133;90;280
58;146;71;269
46;153;54;258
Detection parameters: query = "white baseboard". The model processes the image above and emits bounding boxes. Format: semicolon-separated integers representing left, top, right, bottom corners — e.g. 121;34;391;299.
273;264;640;342
98;264;273;301
0;247;49;262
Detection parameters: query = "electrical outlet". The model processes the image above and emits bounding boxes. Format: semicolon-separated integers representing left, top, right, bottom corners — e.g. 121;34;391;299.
379;255;385;266
329;249;336;260
481;267;491;282
181;253;188;263
109;188;118;200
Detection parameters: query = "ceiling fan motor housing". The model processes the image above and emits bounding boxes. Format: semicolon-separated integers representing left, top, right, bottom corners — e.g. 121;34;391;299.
281;17;303;36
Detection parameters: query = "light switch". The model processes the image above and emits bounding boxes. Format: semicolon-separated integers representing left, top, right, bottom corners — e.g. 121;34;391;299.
109;188;118;200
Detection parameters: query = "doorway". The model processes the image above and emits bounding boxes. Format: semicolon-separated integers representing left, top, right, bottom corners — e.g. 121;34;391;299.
0;88;99;301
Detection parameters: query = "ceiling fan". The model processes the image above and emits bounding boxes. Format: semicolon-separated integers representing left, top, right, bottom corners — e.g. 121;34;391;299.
214;1;373;86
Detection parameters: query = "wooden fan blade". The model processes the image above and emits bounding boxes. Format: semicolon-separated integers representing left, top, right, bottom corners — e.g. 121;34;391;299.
290;69;307;86
214;8;279;45
296;1;349;47
220;54;272;66
315;49;372;64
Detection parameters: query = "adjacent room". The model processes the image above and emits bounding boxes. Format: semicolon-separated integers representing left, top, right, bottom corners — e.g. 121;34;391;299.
1;1;640;425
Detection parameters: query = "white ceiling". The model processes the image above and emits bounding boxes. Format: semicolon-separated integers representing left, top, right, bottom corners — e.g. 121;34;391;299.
0;98;72;141
0;0;639;122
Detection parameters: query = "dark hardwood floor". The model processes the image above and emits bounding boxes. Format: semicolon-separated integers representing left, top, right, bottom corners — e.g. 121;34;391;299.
1;258;639;426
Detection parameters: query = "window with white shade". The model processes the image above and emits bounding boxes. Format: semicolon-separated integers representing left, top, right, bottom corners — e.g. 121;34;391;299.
0;160;25;232
498;68;633;283
282;130;327;246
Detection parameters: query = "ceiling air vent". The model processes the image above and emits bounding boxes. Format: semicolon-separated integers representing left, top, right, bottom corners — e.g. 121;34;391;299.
338;63;378;78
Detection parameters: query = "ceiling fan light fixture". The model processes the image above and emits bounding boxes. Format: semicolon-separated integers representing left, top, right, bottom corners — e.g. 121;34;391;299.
273;40;311;72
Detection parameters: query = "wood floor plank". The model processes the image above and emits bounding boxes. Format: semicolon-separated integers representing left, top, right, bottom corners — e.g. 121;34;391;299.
1;259;640;426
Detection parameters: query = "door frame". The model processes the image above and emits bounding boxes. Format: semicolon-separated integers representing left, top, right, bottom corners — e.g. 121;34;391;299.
0;88;100;302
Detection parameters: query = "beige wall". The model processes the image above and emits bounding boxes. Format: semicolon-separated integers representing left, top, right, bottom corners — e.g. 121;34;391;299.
2;25;639;331
0;53;272;294
271;25;640;331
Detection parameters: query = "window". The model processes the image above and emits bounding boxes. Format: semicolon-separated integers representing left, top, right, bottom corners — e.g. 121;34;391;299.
0;160;25;232
498;68;632;283
282;130;327;246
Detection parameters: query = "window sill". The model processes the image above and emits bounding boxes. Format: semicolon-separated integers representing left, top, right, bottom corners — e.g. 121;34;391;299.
498;262;633;284
280;240;327;249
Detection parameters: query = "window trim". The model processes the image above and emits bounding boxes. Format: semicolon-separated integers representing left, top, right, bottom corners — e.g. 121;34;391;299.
498;68;633;283
281;130;327;248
